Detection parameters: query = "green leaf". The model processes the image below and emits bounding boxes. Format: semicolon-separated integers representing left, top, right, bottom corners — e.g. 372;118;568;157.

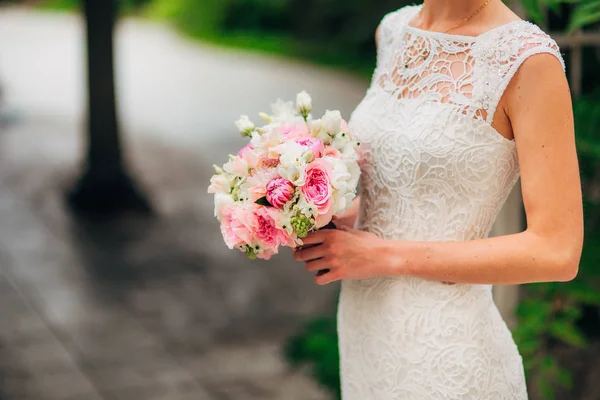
521;0;546;24
568;1;600;32
515;337;543;356
255;196;272;207
561;281;600;305
556;367;574;389
549;319;588;348
537;373;557;400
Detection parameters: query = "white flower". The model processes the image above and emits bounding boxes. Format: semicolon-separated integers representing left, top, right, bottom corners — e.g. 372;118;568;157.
326;157;360;199
332;191;356;215
296;91;312;119
271;99;297;123
296;193;318;219
235;115;255;137
208;173;230;194
308;118;333;145
278;164;306;186
223;156;250;179
278;207;296;235
333;131;359;159
322;110;342;135
214;192;235;220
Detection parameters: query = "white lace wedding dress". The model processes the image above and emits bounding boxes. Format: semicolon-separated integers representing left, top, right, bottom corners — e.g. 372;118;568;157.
338;5;565;400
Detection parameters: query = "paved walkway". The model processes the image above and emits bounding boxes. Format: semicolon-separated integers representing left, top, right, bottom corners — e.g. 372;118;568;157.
0;6;369;400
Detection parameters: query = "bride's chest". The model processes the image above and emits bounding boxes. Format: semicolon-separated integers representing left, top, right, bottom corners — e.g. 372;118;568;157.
349;89;519;190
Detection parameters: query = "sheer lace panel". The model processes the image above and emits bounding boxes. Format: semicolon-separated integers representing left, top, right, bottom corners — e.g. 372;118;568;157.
374;5;565;125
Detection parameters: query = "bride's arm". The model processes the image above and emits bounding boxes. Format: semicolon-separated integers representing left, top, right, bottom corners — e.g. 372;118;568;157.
295;53;583;285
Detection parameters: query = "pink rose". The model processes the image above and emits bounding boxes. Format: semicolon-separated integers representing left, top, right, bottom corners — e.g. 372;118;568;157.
266;178;295;208
322;146;342;159
302;159;334;227
295;138;325;159
277;122;310;139
253;207;293;259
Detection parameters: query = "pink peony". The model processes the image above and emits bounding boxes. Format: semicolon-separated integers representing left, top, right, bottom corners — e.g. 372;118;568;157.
277;122;310;139
265;178;295;208
295;137;325;159
237;143;259;172
322;146;342;159
219;205;255;249
237;142;254;158
252;207;293;259
302;159;334;227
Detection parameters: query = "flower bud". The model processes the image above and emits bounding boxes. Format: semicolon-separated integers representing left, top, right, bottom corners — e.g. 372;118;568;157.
235;115;255;137
296;91;312;119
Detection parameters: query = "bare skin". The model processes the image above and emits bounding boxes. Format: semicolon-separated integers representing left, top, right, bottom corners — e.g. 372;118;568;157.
295;0;584;286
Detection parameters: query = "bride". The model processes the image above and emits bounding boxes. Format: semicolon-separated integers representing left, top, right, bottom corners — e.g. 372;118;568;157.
293;0;583;398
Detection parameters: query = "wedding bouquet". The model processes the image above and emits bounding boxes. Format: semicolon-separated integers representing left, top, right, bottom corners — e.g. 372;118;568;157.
208;91;361;260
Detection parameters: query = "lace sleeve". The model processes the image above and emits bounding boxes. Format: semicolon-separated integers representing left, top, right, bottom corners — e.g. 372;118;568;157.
474;23;566;125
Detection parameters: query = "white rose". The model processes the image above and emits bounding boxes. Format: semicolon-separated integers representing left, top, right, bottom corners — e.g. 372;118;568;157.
326;157;360;194
322;110;342;135
235;115;255;137
332;191;356;215
296;91;312;119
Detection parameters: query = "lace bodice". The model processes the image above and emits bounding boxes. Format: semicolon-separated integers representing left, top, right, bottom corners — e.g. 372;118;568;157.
351;5;564;242
337;6;564;399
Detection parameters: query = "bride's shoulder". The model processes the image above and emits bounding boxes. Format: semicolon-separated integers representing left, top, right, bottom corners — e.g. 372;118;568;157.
475;20;565;72
376;5;420;45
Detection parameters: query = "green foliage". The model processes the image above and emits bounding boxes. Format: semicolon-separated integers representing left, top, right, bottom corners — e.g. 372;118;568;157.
284;317;341;398
520;0;600;31
569;0;600;31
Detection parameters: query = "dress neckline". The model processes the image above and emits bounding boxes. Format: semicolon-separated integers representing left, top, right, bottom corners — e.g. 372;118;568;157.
404;4;524;42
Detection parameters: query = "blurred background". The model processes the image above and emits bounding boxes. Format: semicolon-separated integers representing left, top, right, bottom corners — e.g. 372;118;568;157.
0;0;598;399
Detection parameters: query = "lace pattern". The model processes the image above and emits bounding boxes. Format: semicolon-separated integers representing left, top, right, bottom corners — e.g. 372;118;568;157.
338;5;565;399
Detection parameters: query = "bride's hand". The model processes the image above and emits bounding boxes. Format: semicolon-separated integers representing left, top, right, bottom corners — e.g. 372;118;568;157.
293;226;391;285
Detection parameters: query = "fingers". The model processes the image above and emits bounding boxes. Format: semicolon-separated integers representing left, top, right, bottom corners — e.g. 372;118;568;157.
294;244;327;262
305;258;330;272
301;230;331;246
315;269;341;285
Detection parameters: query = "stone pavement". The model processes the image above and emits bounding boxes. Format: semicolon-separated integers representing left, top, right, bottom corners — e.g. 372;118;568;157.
0;6;370;400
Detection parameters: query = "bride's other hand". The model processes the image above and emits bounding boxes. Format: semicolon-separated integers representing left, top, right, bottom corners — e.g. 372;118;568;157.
293;225;393;285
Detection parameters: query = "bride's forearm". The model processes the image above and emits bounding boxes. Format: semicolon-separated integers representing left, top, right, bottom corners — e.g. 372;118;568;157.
382;229;581;285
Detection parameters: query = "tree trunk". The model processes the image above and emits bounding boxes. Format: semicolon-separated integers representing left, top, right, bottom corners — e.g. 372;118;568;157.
67;0;151;216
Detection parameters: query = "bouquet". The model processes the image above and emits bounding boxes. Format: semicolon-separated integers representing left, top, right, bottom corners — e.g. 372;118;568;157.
208;91;361;260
